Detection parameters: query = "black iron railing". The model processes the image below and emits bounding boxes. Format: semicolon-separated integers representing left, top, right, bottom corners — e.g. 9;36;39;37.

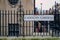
0;9;60;37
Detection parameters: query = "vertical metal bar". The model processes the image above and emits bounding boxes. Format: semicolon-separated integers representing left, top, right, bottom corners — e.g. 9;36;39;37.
17;11;19;36
2;10;4;36
47;9;50;36
20;11;21;36
4;10;6;36
34;0;36;37
31;11;33;36
32;10;34;36
34;18;36;36
43;10;45;36
1;10;2;36
23;11;24;37
8;10;9;37
48;21;49;36
58;11;59;37
46;11;47;36
3;10;4;36
26;10;28;35
29;10;30;36
34;0;35;36
20;0;21;36
1;10;2;35
54;1;56;37
11;10;12;36
55;29;56;36
17;12;18;26
5;10;7;36
57;12;58;37
4;10;5;36
39;10;41;36
19;11;20;36
52;29;53;37
26;10;27;36
14;10;15;36
0;10;1;36
19;10;23;36
4;11;6;36
42;11;43;37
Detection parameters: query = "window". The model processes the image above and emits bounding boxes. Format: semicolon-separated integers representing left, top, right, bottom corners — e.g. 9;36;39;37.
8;23;19;36
8;0;19;5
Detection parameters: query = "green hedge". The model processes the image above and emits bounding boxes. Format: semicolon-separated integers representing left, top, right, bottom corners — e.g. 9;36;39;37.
0;38;7;40
0;37;60;40
11;38;59;40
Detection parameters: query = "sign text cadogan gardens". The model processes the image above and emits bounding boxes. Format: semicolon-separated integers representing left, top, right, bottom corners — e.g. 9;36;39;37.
24;15;54;21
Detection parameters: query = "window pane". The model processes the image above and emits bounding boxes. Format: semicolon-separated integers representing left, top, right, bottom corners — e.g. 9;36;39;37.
8;24;19;36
